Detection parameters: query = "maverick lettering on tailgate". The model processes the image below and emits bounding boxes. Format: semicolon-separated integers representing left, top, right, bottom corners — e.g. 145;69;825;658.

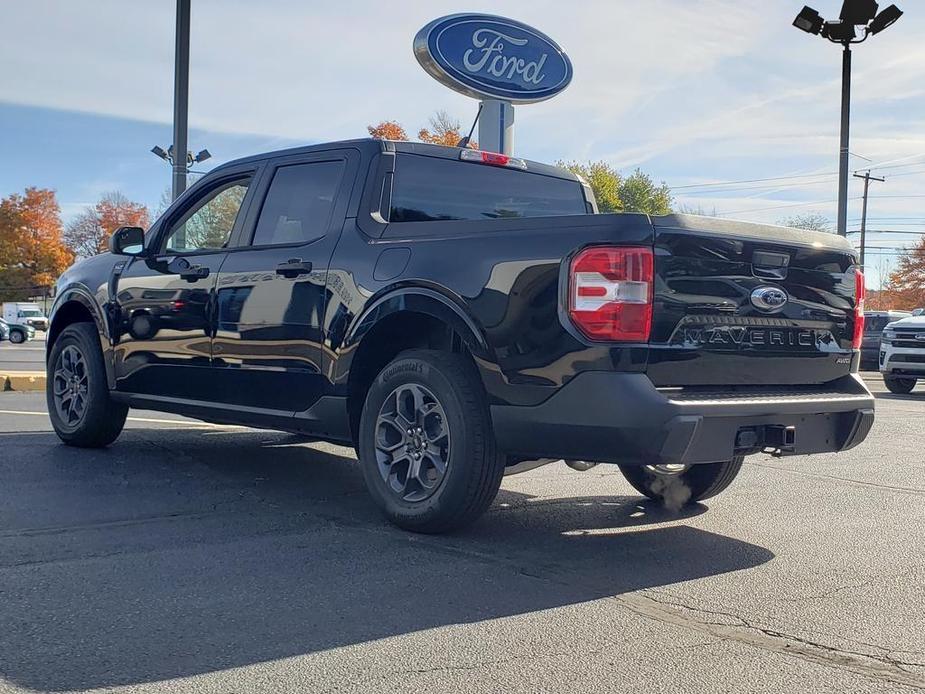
679;325;839;351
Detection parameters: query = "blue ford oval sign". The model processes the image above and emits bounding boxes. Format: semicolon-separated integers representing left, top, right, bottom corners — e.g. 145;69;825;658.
413;14;573;103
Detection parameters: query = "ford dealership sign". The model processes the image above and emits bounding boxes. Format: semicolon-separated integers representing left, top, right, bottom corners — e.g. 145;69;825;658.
413;14;573;103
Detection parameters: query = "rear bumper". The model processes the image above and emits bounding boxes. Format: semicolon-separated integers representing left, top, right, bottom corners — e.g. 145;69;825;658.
491;373;874;466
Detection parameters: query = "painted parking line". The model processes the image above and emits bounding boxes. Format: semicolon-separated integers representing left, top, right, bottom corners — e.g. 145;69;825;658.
0;409;246;429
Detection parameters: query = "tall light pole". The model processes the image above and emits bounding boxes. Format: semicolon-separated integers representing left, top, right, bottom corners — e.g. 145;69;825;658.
793;2;903;237
151;0;212;201
172;0;191;201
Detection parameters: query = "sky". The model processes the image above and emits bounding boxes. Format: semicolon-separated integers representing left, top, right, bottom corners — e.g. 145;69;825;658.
1;0;923;288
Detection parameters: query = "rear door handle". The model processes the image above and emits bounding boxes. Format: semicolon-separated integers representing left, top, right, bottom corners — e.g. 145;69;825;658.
276;259;313;277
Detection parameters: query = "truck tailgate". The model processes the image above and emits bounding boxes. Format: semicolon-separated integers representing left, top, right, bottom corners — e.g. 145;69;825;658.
647;215;860;387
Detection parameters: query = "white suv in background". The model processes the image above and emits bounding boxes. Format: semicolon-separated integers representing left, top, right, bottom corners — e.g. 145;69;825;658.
880;316;925;393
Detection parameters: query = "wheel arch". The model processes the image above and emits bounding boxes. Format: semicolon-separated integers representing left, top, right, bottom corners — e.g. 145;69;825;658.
340;287;496;444
47;289;110;379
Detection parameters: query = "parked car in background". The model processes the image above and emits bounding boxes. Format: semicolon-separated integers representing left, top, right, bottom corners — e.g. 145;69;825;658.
880;315;925;393
0;318;35;344
2;302;48;331
861;311;911;370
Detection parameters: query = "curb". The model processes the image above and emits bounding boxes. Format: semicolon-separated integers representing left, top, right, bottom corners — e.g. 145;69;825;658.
1;372;47;392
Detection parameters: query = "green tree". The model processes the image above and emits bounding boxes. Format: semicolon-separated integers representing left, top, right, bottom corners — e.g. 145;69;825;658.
558;162;672;215
558;161;623;213
619;169;672;215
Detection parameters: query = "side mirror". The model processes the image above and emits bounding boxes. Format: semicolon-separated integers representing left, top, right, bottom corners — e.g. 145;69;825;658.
110;226;146;256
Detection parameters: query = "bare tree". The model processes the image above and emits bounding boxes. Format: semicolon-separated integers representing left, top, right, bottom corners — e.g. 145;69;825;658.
779;213;832;232
65;192;150;258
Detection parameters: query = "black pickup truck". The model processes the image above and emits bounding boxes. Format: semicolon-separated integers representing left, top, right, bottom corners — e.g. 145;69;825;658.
47;139;874;532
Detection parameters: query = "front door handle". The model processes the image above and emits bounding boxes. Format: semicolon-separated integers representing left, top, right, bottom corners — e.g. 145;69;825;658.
276;259;313;277
179;265;209;282
167;256;210;282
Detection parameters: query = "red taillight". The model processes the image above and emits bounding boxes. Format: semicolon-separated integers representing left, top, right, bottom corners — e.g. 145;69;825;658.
459;149;527;169
852;267;865;350
568;246;654;342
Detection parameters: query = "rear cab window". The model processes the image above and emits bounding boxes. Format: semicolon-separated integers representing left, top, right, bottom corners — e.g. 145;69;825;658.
388;154;588;223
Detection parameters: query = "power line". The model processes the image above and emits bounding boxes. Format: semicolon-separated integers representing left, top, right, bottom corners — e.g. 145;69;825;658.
669;171;837;191
714;196;863;216
670;156;925;192
676;177;841;196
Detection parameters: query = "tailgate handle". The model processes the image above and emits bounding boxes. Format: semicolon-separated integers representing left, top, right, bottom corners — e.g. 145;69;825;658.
752;250;790;280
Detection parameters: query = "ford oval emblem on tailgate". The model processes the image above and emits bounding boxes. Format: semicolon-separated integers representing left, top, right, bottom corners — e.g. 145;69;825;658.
750;286;788;313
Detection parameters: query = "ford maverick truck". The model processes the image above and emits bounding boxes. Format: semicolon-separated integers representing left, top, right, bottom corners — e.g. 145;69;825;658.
46;139;874;532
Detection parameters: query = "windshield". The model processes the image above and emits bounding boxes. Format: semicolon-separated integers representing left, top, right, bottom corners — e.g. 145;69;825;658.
19;309;43;317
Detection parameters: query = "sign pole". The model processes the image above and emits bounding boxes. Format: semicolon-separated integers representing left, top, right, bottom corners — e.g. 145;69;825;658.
478;100;515;155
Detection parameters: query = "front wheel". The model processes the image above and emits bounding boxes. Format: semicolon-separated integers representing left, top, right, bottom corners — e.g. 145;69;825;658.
47;323;128;448
358;349;505;533
9;330;25;344
884;376;916;394
619;457;745;508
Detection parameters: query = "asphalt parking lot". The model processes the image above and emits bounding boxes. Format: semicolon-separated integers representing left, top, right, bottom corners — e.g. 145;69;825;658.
0;378;922;693
0;332;45;372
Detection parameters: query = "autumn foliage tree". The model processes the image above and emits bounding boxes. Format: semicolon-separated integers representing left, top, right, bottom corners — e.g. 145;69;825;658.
369;111;476;148
65;192;150;258
0;188;73;300
881;239;925;309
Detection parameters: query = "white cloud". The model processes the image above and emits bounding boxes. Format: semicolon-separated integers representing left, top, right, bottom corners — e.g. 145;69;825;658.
1;0;923;254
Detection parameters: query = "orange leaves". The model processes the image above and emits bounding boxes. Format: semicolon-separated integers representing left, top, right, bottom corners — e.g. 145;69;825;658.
882;238;925;310
0;188;73;295
65;192;150;259
368;111;476;149
368;121;409;141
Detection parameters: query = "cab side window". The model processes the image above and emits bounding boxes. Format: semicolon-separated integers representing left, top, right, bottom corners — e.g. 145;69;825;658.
164;179;250;253
251;161;345;247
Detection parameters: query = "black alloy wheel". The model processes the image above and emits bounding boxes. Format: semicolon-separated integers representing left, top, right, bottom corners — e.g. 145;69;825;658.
375;382;451;503
52;345;89;427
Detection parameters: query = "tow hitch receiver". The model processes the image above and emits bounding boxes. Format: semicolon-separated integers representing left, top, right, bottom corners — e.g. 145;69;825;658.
765;425;797;455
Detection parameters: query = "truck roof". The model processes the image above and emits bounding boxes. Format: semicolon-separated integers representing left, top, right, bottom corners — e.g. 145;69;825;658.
208;138;583;184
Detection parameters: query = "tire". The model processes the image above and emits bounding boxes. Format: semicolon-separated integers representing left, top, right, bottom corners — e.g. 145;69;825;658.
884;375;916;394
9;330;24;344
358;349;505;533
46;323;128;448
619;457;745;508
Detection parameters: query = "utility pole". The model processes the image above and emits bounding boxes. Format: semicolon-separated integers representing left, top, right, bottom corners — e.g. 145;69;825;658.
172;0;191;201
853;170;885;270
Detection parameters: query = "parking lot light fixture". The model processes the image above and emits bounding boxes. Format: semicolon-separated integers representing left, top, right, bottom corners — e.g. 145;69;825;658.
794;6;824;34
869;4;903;34
822;20;857;42
840;0;879;25
791;1;903;237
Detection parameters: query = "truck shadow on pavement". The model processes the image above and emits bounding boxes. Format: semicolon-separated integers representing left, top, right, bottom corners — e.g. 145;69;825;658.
0;428;774;691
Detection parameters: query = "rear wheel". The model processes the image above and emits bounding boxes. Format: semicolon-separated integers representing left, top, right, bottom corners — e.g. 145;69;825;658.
619;457;744;508
358;349;505;533
884;375;916;394
47;323;127;447
9;329;24;344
